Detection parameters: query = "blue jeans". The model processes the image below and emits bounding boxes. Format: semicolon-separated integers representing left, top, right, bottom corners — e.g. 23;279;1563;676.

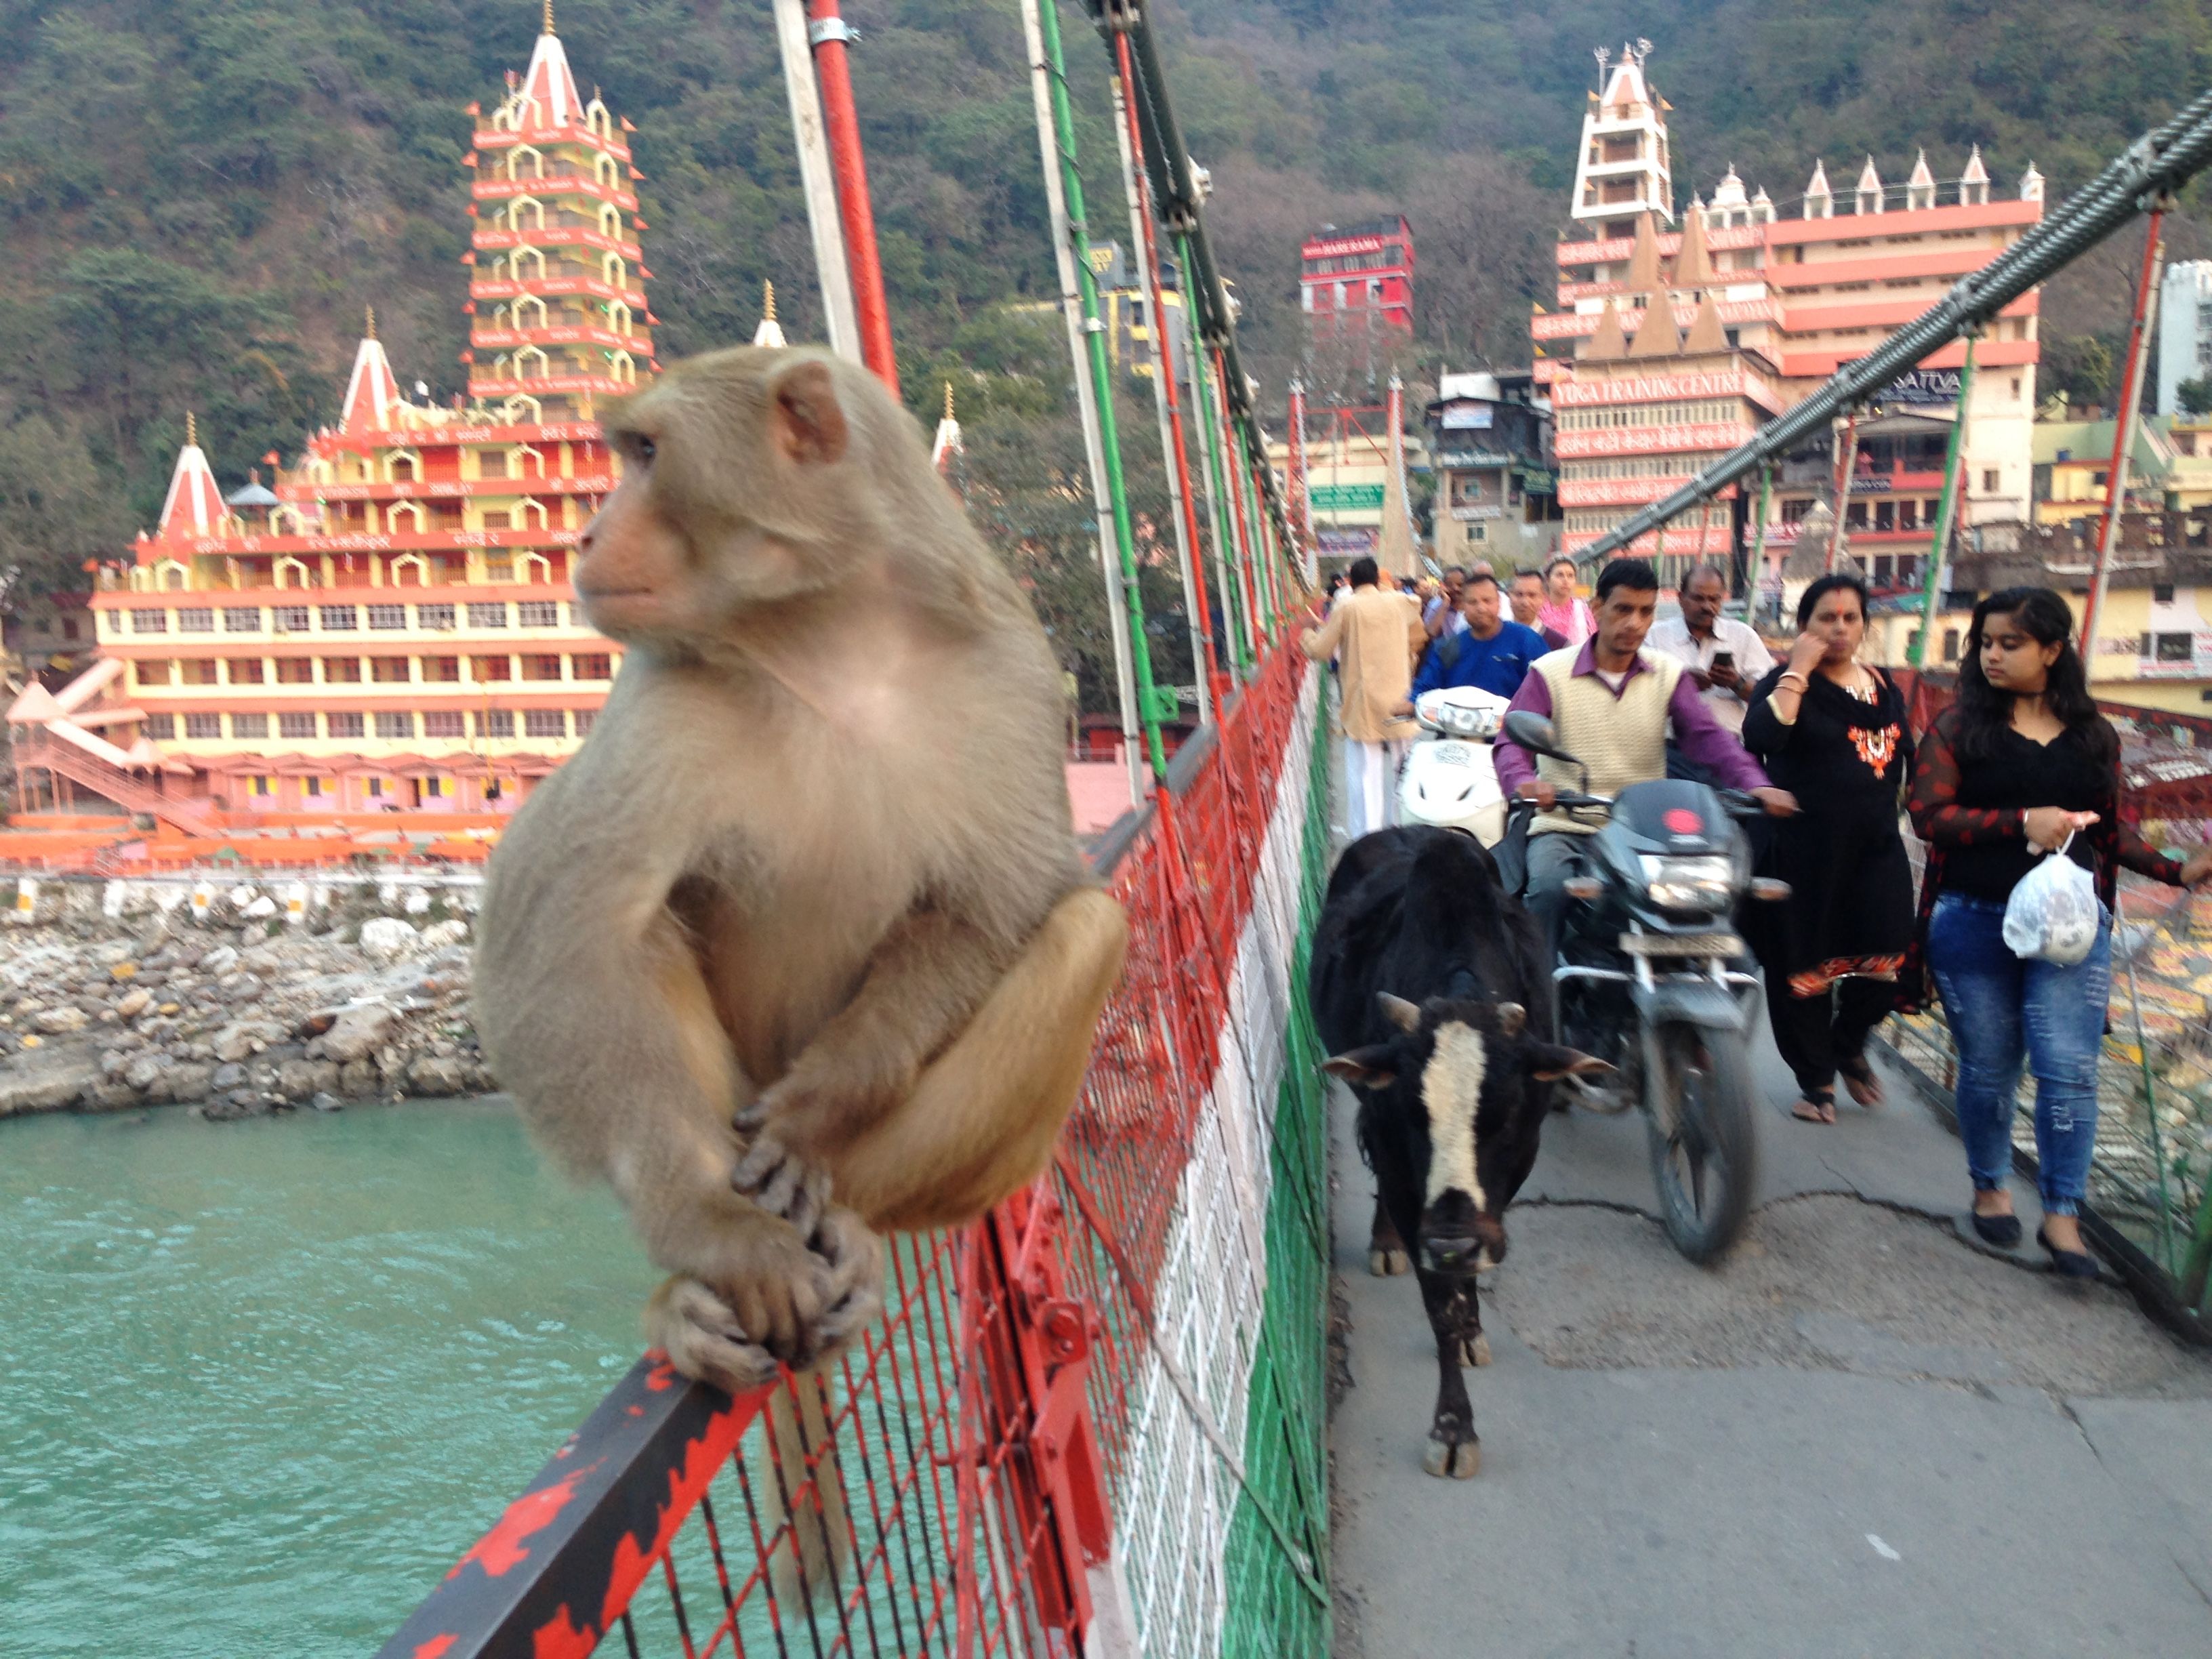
1925;892;2112;1216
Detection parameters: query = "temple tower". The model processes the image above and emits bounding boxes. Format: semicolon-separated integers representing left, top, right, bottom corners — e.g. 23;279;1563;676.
1570;41;1673;238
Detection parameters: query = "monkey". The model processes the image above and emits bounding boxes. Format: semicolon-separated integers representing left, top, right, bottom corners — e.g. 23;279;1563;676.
473;344;1129;1406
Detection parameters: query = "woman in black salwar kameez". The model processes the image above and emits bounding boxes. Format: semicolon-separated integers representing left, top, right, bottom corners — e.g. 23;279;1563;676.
1742;573;1916;1123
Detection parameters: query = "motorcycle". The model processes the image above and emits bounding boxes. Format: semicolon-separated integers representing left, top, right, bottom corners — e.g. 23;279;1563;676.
1500;709;1784;1263
1397;685;1511;845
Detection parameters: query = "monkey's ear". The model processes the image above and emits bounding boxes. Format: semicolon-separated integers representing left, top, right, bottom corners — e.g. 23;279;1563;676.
771;361;850;466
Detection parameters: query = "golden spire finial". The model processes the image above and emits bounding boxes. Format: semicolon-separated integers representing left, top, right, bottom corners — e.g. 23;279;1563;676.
543;0;555;35
761;280;777;323
365;304;376;340
943;380;956;421
186;411;198;447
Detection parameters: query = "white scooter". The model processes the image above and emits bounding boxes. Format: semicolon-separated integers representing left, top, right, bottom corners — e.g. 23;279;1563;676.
1397;685;1511;845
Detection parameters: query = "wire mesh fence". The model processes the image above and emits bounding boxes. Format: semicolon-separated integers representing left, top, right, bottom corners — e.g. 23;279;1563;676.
377;645;1334;1658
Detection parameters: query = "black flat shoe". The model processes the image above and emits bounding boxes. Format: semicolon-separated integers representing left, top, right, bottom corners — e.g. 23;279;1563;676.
2036;1226;2099;1280
1971;1210;2022;1248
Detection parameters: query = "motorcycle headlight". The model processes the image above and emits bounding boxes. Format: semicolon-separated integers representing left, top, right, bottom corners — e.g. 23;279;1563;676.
1640;854;1736;914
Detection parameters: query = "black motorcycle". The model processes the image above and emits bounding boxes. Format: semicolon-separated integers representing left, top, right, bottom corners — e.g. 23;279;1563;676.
1501;710;1783;1263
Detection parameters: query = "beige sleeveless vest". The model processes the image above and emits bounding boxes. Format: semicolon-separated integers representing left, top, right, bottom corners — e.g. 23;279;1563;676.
1529;647;1682;836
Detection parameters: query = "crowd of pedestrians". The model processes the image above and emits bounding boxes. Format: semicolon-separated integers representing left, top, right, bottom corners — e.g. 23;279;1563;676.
1303;554;2212;1273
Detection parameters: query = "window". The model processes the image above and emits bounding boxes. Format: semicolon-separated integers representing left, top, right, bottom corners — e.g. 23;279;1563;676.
573;653;612;680
178;608;214;633
522;653;565;681
274;606;310;632
1982;469;2000;493
2154;583;2176;602
132;609;169;634
480;451;510;479
244;775;274;798
417;604;457;631
422;655;462;683
573;709;596;736
230;712;269;739
420;776;450;798
2155;632;2194;662
62;618;79;641
142;712;178;740
518;600;560;627
182;659;222;685
524;709;568;739
1942;628;1961;663
365;777;386;798
376;710;415;738
327;712;365;738
135;660;174;687
279;712;319;739
224;607;261;632
367;604;407;630
302;777;327;798
468;602;510;628
1875;500;1896;532
276;658;314;684
424;711;466;738
184;712;222;739
371;657;411;684
472;655;514;681
478;708;516;738
321;605;359;631
228;659;266;685
324;657;363;683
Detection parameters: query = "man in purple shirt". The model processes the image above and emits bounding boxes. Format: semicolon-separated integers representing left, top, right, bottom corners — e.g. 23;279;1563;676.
1494;558;1796;963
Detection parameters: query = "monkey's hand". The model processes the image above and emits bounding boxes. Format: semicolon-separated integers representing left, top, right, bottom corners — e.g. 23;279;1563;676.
808;1205;886;1356
731;1098;837;1237
647;1275;784;1397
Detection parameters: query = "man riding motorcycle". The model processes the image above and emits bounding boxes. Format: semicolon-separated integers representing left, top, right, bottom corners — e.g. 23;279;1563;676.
1492;558;1796;962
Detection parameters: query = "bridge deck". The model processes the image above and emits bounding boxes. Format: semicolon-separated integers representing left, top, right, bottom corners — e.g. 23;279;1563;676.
1326;1030;2212;1654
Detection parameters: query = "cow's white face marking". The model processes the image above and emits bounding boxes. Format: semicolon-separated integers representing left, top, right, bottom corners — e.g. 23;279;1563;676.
1420;1020;1488;1212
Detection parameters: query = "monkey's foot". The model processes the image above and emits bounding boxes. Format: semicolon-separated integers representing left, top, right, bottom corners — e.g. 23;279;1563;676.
731;1117;834;1239
808;1206;886;1357
647;1275;783;1397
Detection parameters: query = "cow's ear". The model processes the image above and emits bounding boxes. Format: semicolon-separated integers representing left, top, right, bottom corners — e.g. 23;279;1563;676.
1376;992;1422;1033
1523;1044;1613;1082
1494;1001;1527;1037
1323;1046;1398;1090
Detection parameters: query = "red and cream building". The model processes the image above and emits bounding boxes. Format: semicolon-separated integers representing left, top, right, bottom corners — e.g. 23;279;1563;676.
1538;47;2043;582
69;15;647;814
1300;216;1414;354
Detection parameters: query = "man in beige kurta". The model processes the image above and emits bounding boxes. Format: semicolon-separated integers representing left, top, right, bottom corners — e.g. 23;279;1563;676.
1298;555;1425;838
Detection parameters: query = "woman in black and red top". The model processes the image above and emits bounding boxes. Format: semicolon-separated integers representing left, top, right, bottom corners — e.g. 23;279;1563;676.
1743;573;1914;1124
1906;586;2212;1275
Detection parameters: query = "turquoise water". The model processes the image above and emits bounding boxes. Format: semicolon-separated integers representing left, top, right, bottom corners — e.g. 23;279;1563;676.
0;1098;659;1657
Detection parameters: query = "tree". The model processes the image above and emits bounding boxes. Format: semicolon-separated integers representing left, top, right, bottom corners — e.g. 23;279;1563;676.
2176;375;2212;417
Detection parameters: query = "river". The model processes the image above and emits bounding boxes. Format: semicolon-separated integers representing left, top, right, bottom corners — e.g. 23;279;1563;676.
0;1097;658;1657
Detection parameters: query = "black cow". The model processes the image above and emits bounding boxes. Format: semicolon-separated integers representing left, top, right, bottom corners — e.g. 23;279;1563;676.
1311;826;1606;1478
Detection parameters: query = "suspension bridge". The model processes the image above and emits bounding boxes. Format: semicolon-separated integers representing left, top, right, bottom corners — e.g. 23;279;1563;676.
368;5;2212;1654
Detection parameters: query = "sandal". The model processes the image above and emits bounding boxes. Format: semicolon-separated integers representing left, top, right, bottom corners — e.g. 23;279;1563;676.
1790;1089;1837;1124
1838;1055;1885;1109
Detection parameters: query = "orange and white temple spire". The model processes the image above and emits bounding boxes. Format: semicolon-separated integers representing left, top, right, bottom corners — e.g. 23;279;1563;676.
339;306;404;434
154;413;226;543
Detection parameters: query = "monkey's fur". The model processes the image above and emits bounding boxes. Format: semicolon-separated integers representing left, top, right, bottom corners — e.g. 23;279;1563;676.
474;346;1126;1589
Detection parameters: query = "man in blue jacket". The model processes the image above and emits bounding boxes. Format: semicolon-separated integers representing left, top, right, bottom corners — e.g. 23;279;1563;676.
1397;571;1549;706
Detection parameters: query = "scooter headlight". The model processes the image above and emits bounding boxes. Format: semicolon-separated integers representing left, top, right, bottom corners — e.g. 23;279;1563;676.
1640;854;1736;914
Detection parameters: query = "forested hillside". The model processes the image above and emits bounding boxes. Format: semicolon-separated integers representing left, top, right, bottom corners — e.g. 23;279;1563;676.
3;0;2211;610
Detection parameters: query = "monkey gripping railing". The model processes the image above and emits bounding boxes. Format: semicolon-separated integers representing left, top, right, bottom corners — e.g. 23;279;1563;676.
375;640;1336;1658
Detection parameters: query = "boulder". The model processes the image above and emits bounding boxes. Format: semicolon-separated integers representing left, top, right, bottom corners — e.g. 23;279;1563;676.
211;1062;247;1092
275;1059;340;1101
0;1054;100;1118
337;1058;380;1097
35;1006;89;1034
161;1062;216;1105
116;988;152;1019
243;896;278;920
419;919;469;951
310;1092;344;1113
321;1002;396;1063
211;1022;279;1063
123;1052;168;1094
407;1052;473;1096
358;918;421;964
81;1077;142;1112
200;945;241;977
108;961;139;981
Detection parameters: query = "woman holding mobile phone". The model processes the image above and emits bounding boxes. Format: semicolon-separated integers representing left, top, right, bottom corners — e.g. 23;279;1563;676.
1743;573;1914;1124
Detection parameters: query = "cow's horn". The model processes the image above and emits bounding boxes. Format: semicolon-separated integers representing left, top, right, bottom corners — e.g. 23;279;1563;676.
1495;1002;1526;1036
1377;993;1421;1033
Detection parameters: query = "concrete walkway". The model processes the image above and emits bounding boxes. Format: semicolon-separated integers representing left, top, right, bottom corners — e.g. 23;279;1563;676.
1327;1028;2212;1657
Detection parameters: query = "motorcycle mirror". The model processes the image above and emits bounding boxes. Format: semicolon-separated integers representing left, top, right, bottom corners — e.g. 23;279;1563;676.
1502;710;1565;758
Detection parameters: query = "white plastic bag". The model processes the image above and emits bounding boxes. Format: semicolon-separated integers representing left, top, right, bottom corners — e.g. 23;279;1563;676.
2003;832;2100;965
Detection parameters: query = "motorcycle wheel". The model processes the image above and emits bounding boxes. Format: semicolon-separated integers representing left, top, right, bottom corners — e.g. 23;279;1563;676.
1644;1021;1757;1264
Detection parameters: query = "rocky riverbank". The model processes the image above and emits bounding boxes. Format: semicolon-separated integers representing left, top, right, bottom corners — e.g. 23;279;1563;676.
0;880;495;1122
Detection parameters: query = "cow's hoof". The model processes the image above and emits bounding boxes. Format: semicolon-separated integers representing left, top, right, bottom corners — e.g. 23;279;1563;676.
1422;1436;1481;1479
1370;1246;1411;1277
1456;1331;1492;1368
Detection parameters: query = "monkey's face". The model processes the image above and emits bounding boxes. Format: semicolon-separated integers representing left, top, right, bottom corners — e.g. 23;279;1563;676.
579;355;863;644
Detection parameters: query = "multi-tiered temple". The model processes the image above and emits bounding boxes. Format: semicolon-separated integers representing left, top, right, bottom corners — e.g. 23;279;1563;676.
70;12;647;814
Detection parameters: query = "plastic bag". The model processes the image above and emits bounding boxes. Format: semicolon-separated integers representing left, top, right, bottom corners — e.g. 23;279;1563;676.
2002;832;2100;965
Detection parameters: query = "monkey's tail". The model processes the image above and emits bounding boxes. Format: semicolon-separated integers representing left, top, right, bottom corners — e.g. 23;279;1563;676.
758;1361;854;1607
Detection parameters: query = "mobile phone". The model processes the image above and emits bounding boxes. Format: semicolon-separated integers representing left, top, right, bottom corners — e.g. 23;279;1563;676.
1712;651;1734;671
